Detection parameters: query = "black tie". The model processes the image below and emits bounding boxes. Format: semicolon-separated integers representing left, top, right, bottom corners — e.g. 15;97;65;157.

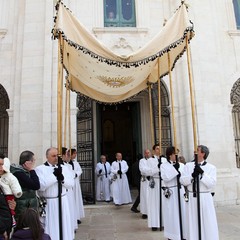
104;163;107;178
119;162;122;179
69;160;74;170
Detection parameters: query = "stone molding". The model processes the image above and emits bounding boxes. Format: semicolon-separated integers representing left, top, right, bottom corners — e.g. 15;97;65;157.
0;29;7;39
228;30;240;37
92;27;148;35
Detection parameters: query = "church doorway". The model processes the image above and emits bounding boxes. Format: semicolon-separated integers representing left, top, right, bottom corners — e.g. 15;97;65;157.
97;102;142;186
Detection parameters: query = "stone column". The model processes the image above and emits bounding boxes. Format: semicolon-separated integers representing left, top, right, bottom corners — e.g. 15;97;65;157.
6;109;13;161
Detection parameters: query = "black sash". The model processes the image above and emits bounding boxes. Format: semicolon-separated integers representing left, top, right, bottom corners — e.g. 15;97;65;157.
104;163;107;178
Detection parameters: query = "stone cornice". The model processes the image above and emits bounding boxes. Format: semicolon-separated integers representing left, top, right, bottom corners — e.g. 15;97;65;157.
92;27;148;35
228;30;240;37
0;29;7;39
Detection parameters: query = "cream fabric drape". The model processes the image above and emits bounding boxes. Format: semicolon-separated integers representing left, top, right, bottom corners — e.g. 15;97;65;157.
53;1;194;103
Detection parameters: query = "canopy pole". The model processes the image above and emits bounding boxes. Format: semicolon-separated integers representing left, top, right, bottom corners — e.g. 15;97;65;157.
148;82;155;147
157;58;164;231
157;59;162;154
168;52;183;240
168;53;177;149
67;86;71;152
64;86;68;147
186;36;198;151
186;36;201;240
57;34;63;155
57;34;63;240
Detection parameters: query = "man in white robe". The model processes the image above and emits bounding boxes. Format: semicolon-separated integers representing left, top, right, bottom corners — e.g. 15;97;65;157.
70;149;85;223
95;155;111;201
161;146;186;240
62;147;77;235
139;149;151;219
111;152;132;205
35;147;75;240
180;145;219;240
147;144;167;231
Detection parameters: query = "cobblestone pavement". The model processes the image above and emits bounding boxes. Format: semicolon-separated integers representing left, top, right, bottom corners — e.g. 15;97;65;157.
75;201;240;240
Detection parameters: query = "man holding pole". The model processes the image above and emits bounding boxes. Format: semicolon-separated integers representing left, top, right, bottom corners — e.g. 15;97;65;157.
180;145;219;240
161;146;186;240
35;147;75;240
147;144;166;231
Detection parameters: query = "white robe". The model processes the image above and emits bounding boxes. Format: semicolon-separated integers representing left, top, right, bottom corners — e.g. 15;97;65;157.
139;157;149;215
110;160;132;205
73;160;85;219
64;162;78;234
180;161;219;240
146;156;167;228
95;162;111;201
161;161;186;240
35;164;75;240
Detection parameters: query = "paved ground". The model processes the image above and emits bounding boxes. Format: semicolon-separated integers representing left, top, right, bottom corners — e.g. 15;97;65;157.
75;195;240;240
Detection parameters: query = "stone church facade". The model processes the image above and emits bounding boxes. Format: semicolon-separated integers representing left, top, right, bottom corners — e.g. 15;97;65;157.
0;0;240;205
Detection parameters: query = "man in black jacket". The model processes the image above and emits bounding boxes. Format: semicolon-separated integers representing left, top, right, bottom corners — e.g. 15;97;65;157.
10;150;40;220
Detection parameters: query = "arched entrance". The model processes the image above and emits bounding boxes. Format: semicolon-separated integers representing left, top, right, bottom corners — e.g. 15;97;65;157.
76;81;171;203
231;78;240;168
152;81;172;154
0;84;9;155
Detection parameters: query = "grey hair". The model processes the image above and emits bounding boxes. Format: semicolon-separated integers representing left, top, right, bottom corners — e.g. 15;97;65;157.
198;145;209;160
46;147;58;157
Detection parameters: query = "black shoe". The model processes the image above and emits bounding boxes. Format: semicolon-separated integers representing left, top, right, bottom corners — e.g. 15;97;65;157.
152;227;158;231
77;220;81;224
142;214;147;219
131;207;140;213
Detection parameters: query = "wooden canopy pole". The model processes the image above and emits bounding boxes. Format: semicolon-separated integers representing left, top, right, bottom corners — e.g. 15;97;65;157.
157;58;164;231
57;34;63;156
67;85;72;152
168;53;177;149
157;59;162;154
64;87;68;147
186;36;198;151
148;82;155;147
57;34;63;240
186;36;201;240
168;52;183;240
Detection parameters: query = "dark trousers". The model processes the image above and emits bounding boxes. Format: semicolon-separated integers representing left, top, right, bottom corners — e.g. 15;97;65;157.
132;185;140;209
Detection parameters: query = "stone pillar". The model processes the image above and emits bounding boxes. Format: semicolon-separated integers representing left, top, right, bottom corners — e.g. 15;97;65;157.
6;109;13;161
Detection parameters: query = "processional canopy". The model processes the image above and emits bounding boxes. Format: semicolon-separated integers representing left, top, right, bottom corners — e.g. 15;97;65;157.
52;1;194;103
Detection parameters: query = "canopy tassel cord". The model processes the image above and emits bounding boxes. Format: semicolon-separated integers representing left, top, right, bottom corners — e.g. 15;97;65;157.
57;33;64;240
168;52;183;240
186;36;201;240
148;81;155;147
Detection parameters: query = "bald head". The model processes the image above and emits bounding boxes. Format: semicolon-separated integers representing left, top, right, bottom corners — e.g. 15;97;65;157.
144;149;151;159
116;153;122;161
46;147;58;165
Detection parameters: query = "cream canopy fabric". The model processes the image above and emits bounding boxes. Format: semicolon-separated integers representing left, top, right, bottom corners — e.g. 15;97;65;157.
53;1;194;103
